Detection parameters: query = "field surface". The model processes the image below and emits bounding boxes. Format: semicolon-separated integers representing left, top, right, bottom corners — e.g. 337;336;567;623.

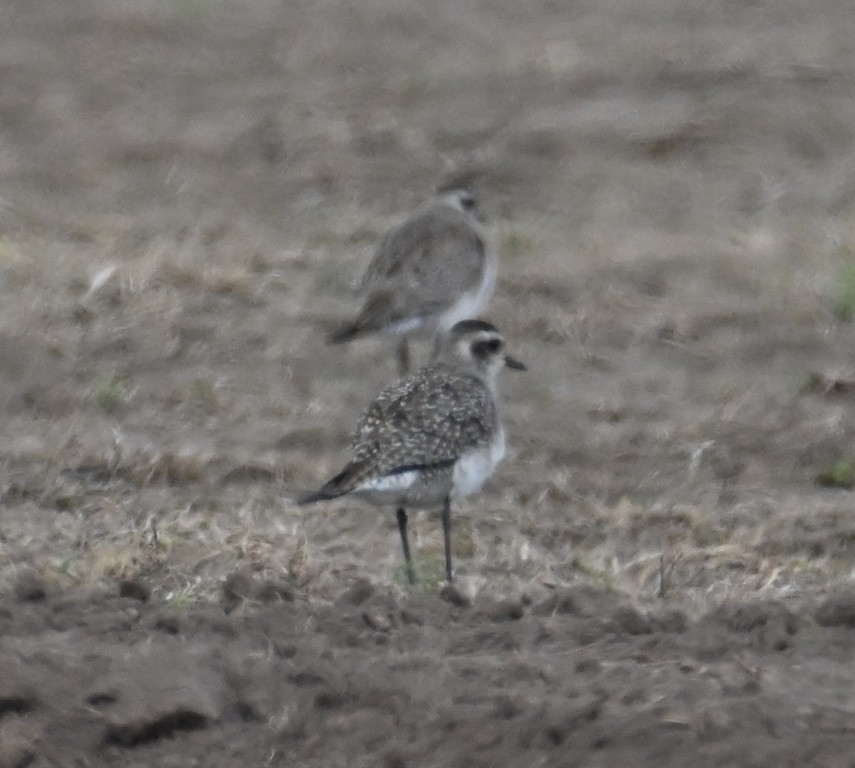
3;0;855;765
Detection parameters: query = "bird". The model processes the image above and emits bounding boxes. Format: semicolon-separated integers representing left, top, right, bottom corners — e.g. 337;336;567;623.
300;319;525;584
326;186;497;375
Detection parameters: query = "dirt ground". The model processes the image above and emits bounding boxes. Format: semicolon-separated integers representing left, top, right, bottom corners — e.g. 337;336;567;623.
3;0;855;765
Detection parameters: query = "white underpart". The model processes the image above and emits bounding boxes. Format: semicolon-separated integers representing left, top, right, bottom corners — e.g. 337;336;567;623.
356;470;419;496
351;426;506;505
452;427;506;499
386;317;425;335
438;246;497;333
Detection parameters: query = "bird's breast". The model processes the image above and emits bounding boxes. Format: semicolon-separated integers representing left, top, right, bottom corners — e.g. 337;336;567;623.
452;427;506;498
437;248;498;333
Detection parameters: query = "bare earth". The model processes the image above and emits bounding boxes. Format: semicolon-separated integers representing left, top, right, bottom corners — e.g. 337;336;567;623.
3;0;855;765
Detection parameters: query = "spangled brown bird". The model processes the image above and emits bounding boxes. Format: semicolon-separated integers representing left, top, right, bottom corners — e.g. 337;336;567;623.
327;187;496;374
301;319;524;584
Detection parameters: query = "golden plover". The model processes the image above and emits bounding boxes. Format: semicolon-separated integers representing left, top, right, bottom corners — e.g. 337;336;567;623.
300;319;524;584
327;187;496;374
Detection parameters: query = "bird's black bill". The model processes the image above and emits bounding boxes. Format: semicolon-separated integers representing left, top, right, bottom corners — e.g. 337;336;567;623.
504;354;527;371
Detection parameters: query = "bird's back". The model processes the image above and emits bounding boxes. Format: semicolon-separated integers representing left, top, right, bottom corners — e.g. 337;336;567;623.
361;206;487;305
352;364;497;478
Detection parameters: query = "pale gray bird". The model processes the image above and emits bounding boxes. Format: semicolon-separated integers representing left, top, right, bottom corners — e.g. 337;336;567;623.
300;319;525;584
327;187;496;375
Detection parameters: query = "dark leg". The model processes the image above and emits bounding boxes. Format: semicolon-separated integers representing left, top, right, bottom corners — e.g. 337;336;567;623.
396;507;415;584
429;333;442;362
395;336;410;376
441;497;453;583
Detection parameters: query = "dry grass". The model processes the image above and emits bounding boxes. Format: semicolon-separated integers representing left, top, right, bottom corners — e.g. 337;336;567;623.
3;0;855;618
2;210;854;616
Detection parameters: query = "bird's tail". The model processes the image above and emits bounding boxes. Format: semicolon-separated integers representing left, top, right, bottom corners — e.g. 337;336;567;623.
325;322;362;345
325;292;398;345
297;487;341;505
296;462;366;505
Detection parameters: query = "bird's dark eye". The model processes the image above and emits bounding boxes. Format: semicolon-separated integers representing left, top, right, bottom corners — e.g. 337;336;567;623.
473;338;502;357
459;194;476;211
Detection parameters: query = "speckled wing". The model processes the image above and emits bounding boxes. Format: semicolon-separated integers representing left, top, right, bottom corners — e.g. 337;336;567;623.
361;206;486;307
351;366;496;479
